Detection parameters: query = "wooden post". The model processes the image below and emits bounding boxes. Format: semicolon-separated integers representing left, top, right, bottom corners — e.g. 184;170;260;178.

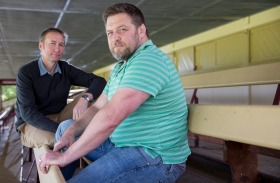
0;81;2;110
189;89;199;147
273;84;280;105
224;141;259;183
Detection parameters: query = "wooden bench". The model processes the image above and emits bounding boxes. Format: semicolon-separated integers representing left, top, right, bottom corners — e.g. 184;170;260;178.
183;61;280;182
0;106;15;132
33;145;66;183
67;88;85;103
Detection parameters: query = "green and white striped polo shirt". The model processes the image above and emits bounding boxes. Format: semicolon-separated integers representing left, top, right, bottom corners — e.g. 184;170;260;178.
103;40;191;164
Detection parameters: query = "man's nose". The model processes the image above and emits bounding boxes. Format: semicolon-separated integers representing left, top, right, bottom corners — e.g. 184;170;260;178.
54;45;60;52
111;33;121;41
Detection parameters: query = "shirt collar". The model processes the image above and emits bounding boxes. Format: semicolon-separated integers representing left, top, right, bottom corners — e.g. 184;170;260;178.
133;39;153;56
38;57;61;76
117;39;153;64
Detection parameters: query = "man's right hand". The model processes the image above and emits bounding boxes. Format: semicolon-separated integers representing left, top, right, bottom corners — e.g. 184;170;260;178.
53;132;75;152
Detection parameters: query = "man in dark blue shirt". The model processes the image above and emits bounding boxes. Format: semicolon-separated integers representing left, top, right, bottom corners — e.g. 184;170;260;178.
15;28;106;148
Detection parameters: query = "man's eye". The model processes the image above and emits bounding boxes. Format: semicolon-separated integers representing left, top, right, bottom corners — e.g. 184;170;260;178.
119;28;126;32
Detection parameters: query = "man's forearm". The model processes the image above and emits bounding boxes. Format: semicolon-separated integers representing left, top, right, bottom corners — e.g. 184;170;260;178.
20;106;59;133
70;104;100;137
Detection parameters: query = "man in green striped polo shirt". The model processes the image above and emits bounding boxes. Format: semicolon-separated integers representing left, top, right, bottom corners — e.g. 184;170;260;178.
38;3;191;183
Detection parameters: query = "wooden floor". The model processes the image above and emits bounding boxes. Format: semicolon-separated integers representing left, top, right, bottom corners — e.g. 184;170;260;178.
0;118;22;183
179;140;280;183
1;118;280;183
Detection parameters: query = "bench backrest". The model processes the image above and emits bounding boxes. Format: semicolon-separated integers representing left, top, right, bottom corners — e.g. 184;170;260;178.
188;104;280;150
181;61;280;89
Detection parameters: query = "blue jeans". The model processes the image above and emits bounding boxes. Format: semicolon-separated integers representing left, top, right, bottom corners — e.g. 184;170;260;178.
56;119;186;183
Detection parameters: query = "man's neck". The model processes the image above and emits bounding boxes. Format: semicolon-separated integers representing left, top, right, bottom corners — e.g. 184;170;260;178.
42;59;57;74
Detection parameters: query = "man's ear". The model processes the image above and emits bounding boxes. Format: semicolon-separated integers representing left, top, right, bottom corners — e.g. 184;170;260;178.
38;41;43;50
138;24;146;37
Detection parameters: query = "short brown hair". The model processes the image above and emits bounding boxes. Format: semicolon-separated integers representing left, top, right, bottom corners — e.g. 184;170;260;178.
103;3;147;32
39;28;68;45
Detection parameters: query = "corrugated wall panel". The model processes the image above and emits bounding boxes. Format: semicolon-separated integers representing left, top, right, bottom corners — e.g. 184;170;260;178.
196;42;216;70
216;32;248;67
176;47;195;75
195;32;249;70
251;22;280;63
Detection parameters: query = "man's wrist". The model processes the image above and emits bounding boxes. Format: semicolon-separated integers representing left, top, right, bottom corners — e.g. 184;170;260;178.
81;94;94;102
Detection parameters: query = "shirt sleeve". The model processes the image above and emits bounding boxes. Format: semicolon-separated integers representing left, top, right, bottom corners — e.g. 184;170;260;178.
66;63;106;99
119;52;170;97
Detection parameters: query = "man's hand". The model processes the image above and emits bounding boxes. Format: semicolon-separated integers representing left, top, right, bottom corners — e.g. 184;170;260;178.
53;131;76;152
37;150;67;174
72;98;88;120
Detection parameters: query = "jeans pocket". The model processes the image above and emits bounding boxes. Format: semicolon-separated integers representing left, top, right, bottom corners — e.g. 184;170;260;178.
175;162;186;176
135;147;161;166
165;163;186;182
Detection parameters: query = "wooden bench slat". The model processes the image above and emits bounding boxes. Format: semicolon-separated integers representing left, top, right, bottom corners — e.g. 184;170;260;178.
188;104;280;150
33;145;66;183
182;62;280;89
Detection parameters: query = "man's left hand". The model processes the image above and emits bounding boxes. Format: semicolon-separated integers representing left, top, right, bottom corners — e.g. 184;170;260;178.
72;98;88;120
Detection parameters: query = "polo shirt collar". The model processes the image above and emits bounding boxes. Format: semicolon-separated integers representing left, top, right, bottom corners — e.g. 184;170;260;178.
117;39;153;64
38;57;62;76
133;39;153;56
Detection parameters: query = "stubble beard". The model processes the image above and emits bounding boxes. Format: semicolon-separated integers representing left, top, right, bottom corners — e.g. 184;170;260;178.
111;46;132;61
111;33;140;61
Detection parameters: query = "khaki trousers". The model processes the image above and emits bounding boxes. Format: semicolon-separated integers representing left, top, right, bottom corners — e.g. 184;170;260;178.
18;91;85;148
